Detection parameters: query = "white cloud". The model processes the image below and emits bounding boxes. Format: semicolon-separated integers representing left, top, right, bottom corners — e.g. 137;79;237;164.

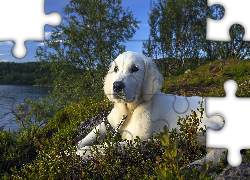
45;31;52;40
0;60;9;62
5;41;13;45
0;53;9;55
0;41;13;45
37;31;65;46
36;41;46;47
44;31;63;40
37;39;67;46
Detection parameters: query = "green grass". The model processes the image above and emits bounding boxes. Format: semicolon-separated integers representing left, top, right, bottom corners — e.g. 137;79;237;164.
162;58;250;97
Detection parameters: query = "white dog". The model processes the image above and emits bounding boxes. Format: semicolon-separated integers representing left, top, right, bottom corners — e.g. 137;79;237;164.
77;51;226;165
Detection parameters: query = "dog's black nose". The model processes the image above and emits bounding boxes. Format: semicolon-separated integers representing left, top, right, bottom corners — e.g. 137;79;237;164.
113;81;124;93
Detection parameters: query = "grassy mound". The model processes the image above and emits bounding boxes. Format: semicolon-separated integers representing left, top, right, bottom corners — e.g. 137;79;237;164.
162;58;250;97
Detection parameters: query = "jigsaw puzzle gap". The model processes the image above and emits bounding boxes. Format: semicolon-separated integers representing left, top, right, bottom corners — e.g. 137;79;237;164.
228;148;242;167
207;0;250;41
223;80;238;98
0;0;62;58
44;12;62;26
206;79;250;167
12;41;27;59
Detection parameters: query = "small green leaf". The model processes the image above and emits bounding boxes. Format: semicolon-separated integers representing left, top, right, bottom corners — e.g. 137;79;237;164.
171;148;177;158
161;134;170;146
176;152;182;162
159;168;167;178
163;125;169;134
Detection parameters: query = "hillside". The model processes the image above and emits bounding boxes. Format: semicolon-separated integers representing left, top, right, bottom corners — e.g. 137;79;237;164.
162;58;250;97
0;62;54;85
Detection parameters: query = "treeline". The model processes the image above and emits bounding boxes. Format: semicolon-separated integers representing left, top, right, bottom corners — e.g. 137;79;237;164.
0;62;54;85
143;0;250;76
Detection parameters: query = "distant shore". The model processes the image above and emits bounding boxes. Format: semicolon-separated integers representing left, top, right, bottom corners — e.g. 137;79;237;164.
32;84;54;87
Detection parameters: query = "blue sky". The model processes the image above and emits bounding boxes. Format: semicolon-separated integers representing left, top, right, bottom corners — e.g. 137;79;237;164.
0;0;153;63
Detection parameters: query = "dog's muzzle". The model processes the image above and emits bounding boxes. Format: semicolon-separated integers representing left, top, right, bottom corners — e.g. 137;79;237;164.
113;81;125;93
112;80;136;102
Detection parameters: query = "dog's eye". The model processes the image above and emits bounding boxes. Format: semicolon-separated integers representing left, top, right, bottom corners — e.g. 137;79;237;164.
114;66;118;72
131;66;139;73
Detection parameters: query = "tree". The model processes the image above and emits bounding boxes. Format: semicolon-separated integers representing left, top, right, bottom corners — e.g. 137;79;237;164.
143;0;208;75
36;0;140;105
143;0;250;76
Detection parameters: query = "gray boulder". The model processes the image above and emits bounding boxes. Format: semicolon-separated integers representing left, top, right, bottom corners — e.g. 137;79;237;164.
216;164;250;180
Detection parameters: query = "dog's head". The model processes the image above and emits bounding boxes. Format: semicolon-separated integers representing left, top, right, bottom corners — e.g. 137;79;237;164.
104;51;163;103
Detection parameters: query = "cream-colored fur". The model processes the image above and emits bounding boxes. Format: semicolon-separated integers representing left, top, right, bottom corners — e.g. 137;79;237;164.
77;51;226;166
103;51;224;141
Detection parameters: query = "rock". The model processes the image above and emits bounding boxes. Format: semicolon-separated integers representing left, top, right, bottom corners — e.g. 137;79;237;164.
216;164;250;180
189;148;227;167
75;113;114;143
77;122;107;148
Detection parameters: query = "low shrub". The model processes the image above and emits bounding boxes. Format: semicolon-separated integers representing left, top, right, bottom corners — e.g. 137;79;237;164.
2;98;216;179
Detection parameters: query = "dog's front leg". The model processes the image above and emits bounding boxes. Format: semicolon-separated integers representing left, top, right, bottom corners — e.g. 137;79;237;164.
77;122;106;148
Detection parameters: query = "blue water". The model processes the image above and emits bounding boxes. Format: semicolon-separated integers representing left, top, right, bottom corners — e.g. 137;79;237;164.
0;85;53;131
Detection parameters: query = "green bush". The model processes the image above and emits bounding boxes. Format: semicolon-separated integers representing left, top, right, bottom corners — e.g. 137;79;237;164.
154;99;214;179
222;63;249;79
155;125;211;180
0;126;40;176
1;97;216;179
1;96;112;178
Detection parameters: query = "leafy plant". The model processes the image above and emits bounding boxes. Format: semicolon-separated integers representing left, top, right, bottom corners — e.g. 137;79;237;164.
154;99;213;179
155;125;212;180
155;125;183;179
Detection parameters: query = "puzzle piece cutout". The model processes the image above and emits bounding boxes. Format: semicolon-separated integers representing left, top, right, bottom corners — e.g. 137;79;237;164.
0;0;61;58
206;80;250;167
207;0;250;41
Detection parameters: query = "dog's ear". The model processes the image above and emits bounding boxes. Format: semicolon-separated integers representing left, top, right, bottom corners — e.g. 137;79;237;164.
142;57;163;100
103;62;114;101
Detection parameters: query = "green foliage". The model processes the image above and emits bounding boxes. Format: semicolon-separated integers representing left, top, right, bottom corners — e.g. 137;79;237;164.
1;96;111;178
171;100;206;165
162;58;250;97
0;126;39;176
222;62;250;79
144;0;250;76
155;125;212;180
155;126;183;179
0;62;53;85
2;96;217;179
76;132;159;179
154;99;213;179
143;0;215;76
35;0;140;106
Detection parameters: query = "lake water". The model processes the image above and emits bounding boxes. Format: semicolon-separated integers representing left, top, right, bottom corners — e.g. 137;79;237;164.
0;85;53;132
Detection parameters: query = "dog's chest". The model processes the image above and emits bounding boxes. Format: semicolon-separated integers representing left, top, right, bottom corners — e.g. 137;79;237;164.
117;104;154;141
